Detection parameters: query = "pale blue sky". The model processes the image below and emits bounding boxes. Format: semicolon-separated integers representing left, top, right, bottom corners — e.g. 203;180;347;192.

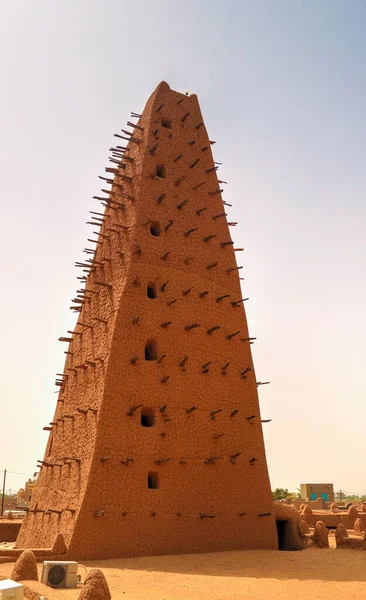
1;0;365;495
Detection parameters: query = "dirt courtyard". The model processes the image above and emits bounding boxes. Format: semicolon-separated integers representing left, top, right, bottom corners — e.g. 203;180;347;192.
1;546;366;600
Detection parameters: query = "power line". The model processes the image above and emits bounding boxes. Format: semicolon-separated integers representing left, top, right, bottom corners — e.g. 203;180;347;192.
0;470;34;477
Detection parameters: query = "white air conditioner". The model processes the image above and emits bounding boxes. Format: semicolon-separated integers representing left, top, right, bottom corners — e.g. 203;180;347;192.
41;561;78;588
0;579;24;600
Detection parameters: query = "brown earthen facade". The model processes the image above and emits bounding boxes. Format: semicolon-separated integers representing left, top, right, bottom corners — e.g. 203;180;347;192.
300;483;334;502
17;82;277;559
17;480;36;508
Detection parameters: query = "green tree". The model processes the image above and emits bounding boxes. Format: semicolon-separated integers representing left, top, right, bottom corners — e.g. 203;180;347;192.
272;488;290;501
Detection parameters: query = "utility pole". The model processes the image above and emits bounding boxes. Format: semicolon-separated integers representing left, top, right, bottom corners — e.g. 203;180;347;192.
1;469;6;516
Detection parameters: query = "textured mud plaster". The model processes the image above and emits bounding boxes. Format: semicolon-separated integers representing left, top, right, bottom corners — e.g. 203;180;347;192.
0;521;21;542
273;503;306;551
313;521;329;548
11;550;38;582
17;82;278;559
78;569;111;600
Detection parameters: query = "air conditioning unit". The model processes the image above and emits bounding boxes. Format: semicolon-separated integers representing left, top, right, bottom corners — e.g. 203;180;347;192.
41;561;78;588
0;579;24;600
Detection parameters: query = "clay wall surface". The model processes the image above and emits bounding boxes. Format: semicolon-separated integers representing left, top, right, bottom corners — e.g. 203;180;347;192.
16;82;277;559
292;498;324;510
0;521;22;542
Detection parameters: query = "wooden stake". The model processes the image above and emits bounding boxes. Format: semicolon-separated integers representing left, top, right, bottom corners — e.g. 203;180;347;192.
177;199;188;210
232;298;249;306
95;281;113;289
207;326;220;335
127;404;143;416
126;121;144;131
210;409;223;419
196;207;207;215
179;356;188;367
230;453;241;461
227;331;240;340
184;228;198;237
185;323;200;331
94;232;110;240
86;239;103;245
192;181;205;190
204;456;221;464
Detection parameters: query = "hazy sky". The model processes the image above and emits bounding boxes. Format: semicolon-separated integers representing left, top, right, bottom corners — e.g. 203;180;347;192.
1;0;365;496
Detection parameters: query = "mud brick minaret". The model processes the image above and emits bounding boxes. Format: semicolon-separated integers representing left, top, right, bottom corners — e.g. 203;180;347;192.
17;82;277;558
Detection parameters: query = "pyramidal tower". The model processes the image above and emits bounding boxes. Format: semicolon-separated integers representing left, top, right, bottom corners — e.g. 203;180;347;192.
17;82;277;558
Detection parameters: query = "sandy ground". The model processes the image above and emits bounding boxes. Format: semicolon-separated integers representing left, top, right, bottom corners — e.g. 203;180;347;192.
1;545;366;600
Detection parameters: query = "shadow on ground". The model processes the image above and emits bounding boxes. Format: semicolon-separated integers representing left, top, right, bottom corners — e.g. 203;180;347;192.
85;547;366;583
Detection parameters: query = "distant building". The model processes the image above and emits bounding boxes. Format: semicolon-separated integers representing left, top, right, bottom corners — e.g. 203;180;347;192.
300;483;334;502
3;494;17;511
16;479;36;508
